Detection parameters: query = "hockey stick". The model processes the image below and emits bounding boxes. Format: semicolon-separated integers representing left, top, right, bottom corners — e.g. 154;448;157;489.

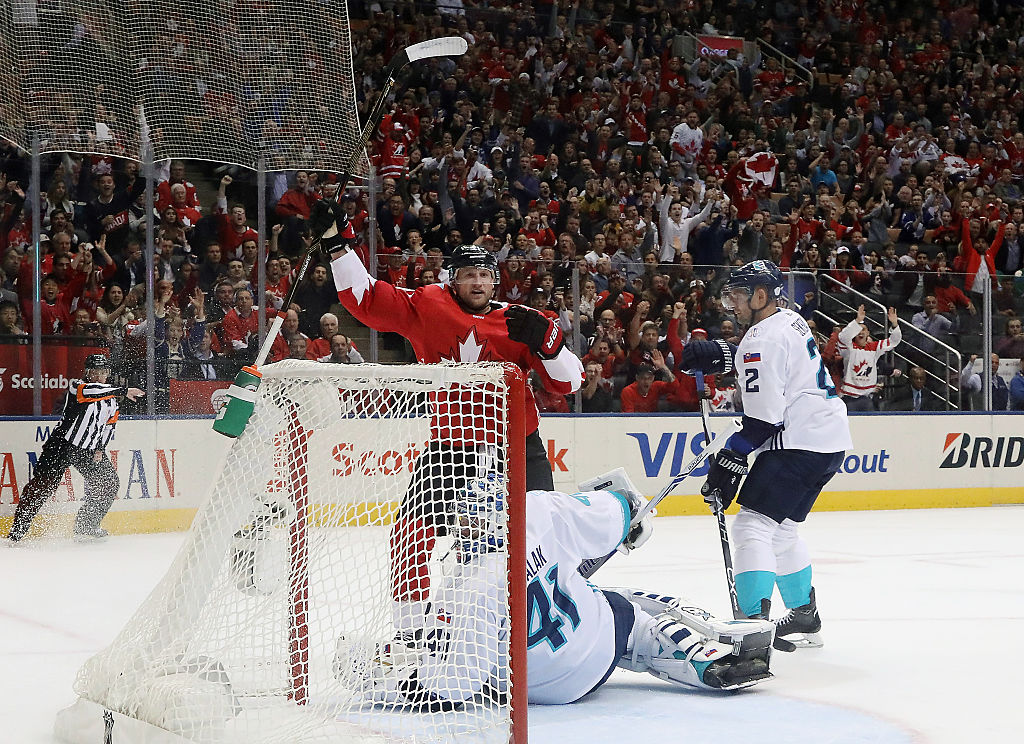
695;371;743;621
578;413;741;579
214;36;470;437
256;36;468;368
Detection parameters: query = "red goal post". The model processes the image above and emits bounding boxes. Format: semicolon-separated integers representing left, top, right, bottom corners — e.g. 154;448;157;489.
56;361;528;744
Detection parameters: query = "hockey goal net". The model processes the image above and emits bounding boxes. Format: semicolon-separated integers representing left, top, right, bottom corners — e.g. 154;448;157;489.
56;361;527;744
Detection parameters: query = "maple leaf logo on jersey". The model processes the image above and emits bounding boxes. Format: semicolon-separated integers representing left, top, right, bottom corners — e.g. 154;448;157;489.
853;360;872;376
440;326;488;363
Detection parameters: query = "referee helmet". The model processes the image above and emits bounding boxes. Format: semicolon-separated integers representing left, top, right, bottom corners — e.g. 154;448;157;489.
84;354;112;372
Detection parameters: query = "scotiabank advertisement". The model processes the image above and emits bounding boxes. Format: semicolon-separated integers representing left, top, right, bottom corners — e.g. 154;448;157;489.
0;415;1020;536
0;342;107;415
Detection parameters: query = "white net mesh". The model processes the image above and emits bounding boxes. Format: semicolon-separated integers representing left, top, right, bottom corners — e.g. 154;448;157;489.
69;361;519;743
0;0;366;172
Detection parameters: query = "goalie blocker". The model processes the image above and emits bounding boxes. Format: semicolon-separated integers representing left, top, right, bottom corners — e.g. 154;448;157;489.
340;485;772;710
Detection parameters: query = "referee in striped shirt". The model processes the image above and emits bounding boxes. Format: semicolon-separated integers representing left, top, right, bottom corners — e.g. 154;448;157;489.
7;354;145;543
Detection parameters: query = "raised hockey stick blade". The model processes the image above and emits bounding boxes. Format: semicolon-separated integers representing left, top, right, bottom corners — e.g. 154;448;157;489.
216;38;470;436
252;36;468;367
403;36;469;63
578;416;741;579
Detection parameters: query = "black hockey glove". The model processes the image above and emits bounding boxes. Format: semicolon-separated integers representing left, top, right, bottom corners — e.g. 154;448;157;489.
701;447;748;511
681;339;735;376
309;199;351;254
505;305;564;359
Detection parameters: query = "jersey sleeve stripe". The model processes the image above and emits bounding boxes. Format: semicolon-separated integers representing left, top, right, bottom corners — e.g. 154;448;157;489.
76;384;119;403
607;490;632;545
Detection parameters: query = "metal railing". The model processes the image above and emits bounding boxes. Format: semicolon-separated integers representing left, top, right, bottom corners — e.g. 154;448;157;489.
815;274;962;410
756;38;814;89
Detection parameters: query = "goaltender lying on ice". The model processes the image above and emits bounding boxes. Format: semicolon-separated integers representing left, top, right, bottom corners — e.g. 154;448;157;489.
333;473;775;710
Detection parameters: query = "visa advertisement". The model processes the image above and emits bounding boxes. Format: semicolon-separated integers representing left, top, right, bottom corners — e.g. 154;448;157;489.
0;414;1020;535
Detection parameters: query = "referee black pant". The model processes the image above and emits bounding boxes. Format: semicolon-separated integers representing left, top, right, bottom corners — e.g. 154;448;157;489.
9;438;119;541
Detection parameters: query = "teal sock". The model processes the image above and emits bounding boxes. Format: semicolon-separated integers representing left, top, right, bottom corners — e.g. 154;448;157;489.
735;570;775;617
776;566;812;608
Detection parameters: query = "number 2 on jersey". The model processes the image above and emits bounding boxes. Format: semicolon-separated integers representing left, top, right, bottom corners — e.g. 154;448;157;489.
526;565;581;651
806;338;838;398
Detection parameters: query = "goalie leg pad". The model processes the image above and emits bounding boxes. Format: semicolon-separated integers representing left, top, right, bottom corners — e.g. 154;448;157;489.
618;610;770;691
605;588;775;656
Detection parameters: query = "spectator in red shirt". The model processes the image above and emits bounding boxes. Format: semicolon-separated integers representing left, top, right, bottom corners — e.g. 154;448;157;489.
620;363;675;413
221;287;258;359
263;258;291;309
581;337;622;384
275;171;320;221
932;266;977;317
26;274;74;334
274;171;321;255
268;308;313;362
156;161;200;213
305;312;340;360
214;176;259;259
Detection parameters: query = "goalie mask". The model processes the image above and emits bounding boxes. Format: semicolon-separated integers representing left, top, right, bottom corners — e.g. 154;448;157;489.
453;472;506;558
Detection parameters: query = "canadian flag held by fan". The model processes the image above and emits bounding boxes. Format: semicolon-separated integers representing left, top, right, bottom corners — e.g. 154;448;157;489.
743;152;778;187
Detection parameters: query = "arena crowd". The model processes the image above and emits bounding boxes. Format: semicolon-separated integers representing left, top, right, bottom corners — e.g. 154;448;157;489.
2;0;1024;413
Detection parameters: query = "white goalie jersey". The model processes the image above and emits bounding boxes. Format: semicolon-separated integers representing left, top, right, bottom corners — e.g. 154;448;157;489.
414;488;633;706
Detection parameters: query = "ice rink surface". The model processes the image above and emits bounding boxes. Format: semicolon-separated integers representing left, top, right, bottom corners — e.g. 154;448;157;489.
2;506;1021;744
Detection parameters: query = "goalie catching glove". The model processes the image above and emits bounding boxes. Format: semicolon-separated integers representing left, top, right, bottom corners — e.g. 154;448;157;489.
504;305;564;359
701;448;748;511
309;198;356;254
619;488;654;554
577;468;654;554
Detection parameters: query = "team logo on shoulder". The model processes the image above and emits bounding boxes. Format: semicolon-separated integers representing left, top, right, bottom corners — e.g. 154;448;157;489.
743;352;761;363
791;318;809;335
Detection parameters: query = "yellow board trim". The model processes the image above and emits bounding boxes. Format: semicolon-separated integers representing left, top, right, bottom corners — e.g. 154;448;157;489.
655;487;1024;517
3;489;1022;538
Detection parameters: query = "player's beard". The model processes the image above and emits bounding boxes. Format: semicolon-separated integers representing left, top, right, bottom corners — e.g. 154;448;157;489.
452;283;495;313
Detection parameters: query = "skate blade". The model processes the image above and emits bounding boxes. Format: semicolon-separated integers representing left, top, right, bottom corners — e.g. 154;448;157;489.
786;632;824;649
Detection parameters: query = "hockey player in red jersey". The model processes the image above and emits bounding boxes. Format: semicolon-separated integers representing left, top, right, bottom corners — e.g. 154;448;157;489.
311;198;584;635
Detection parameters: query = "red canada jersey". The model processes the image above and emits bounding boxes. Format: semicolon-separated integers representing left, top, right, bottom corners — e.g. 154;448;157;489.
499;269;531;303
216;214;259;259
331;251;583;441
156;180;199;213
624;107;648;144
1003;141;1024;174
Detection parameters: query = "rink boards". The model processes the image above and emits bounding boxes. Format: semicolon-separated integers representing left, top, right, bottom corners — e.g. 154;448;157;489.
0;413;1021;535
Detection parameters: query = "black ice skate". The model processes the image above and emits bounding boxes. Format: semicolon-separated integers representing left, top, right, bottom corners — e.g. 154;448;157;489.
774;587;823;650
